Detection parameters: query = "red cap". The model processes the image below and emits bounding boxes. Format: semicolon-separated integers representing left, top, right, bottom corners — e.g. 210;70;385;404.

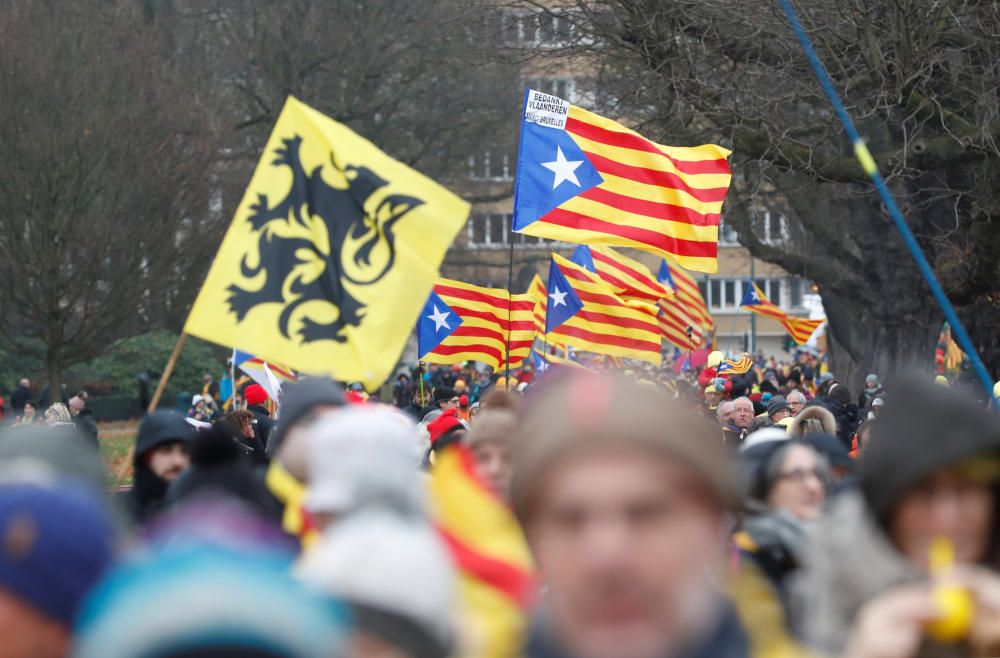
427;408;464;444
244;384;267;406
459;394;469;407
345;391;367;405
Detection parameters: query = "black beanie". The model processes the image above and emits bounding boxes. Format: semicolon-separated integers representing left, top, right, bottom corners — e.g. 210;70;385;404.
861;376;1000;523
432;387;458;403
168;426;279;520
267;378;345;456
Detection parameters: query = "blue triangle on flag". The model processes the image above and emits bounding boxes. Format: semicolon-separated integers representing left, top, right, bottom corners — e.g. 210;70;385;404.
513;90;604;231
570;245;597;273
740;282;761;307
417;291;462;358
546;259;584;334
657;260;677;292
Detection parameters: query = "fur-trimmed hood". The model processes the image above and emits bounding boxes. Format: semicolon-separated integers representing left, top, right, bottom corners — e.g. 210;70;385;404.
786;405;837;437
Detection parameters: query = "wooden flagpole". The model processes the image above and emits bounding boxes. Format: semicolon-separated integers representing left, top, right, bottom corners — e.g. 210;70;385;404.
148;332;188;412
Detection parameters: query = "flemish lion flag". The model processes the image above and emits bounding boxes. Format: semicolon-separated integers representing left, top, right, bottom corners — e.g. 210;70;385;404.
185;97;469;389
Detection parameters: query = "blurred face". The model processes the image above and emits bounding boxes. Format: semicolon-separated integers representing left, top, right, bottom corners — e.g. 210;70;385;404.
718;402;734;426
440;397;460;410
0;589;69;658
704;391;721;407
731;400;754;429
787;394;805;415
770;408;791;423
767;445;826;521
471;441;511;502
148;441;190;482
527;448;725;658
890;469;994;568
22;404;35;419
280;405;342;480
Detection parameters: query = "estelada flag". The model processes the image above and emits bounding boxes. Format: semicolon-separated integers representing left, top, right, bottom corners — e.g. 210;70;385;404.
417;280;536;371
512;89;731;273
184;97;469;390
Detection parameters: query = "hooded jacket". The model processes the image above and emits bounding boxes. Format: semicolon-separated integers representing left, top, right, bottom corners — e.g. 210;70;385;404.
128;410;195;526
786;405;836;438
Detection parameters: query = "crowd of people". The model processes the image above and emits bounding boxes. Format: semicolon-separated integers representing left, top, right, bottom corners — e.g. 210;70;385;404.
2;354;1000;658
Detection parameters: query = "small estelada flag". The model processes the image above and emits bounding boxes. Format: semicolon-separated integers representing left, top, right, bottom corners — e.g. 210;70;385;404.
185;97;469;390
512;89;732;273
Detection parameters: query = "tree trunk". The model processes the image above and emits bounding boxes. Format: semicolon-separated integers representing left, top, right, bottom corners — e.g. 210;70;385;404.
46;352;62;409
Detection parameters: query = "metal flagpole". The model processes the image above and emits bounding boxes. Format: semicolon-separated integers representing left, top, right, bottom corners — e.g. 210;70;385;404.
778;0;995;403
505;231;515;384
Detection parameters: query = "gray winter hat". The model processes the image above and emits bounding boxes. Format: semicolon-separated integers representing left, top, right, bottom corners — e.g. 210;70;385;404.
268;378;345;456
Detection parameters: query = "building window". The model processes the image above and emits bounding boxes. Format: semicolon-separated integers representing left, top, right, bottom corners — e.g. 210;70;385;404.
789;277;804;308
753;211;788;244
704;277;795;311
468;150;513;182
718;217;739;245
536;12;577;47
468;213;558;248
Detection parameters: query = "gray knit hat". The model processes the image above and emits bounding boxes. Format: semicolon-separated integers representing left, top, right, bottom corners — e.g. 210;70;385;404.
511;372;737;521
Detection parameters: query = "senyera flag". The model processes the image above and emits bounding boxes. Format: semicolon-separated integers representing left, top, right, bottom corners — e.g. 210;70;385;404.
512;89;732;273
418;279;535;371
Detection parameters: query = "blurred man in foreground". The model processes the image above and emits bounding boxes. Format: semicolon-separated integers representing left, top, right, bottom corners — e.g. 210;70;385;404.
511;373;748;658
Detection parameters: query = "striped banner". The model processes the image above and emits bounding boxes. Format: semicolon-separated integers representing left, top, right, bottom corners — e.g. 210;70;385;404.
530;255;663;365
515;94;731;273
425;280;536;370
428;444;535;658
588;246;673;304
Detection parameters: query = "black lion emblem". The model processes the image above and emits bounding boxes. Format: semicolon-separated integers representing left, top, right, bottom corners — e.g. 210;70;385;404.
227;135;424;343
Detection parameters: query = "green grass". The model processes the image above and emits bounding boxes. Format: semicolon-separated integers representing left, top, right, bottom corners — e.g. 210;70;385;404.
99;421;136;486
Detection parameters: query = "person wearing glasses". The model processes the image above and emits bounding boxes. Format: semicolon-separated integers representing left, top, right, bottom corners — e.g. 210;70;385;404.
734;431;830;614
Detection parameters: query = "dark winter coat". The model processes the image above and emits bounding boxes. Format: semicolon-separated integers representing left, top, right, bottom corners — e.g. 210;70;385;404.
10;385;30;412
806;397;859;449
247;403;274;451
858;385;885;411
525;597;760;658
73;408;100;449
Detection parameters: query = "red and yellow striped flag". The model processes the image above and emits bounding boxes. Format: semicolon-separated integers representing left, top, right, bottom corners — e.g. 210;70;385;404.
741;282;822;345
530;255;662;365
783;316;824;346
424;280;536;370
429;444;535;658
657;302;703;351
514;90;731;272
588;246;673;304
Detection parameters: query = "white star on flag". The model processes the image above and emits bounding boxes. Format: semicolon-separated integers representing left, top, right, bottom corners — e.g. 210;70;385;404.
550;286;568;308
541;146;583;190
751;289;760;302
426;305;451;332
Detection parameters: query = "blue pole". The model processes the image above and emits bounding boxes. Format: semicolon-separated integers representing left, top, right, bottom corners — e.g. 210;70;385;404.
777;0;995;401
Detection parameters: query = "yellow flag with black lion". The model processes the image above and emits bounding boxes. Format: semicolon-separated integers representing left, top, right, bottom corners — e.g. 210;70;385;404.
185;97;469;390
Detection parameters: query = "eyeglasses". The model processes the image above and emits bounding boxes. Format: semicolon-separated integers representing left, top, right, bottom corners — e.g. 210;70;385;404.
778;468;826;484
